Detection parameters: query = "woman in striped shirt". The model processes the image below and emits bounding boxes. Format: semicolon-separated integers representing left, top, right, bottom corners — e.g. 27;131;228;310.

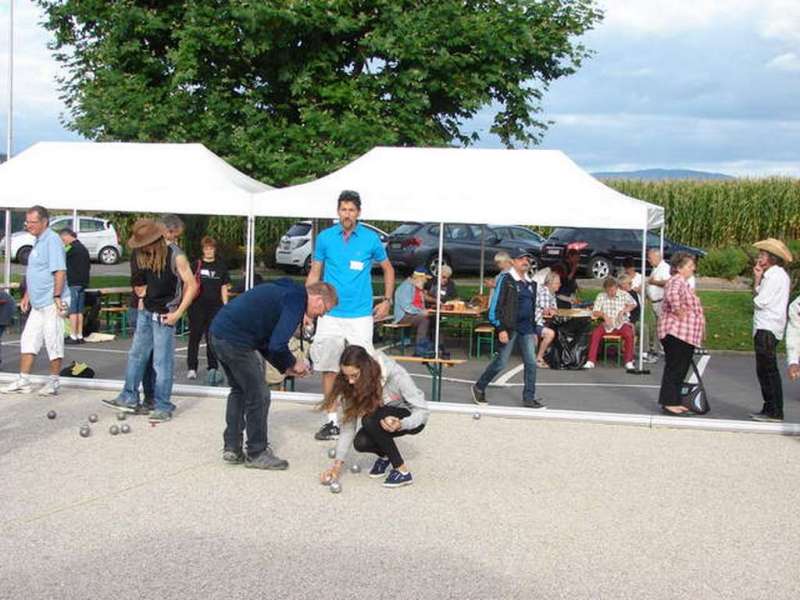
657;252;706;415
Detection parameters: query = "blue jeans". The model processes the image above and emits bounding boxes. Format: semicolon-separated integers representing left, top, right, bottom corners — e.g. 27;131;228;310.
211;333;270;457
117;310;176;413
127;308;156;401
68;285;86;315
476;331;538;403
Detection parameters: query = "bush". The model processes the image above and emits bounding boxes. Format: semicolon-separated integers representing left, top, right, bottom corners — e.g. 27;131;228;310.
698;247;750;280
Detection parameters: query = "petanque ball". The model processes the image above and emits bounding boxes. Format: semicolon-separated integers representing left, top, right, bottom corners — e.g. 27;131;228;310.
473;412;481;420
116;412;127;421
327;448;336;459
120;423;131;434
88;414;99;423
109;425;120;436
329;481;342;494
79;426;91;438
47;410;57;420
350;464;361;474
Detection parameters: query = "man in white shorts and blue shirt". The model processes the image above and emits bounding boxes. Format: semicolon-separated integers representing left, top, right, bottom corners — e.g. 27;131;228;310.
3;205;69;396
306;190;395;440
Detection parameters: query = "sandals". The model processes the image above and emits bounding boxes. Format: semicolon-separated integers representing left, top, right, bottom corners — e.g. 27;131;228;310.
536;359;549;369
661;406;691;417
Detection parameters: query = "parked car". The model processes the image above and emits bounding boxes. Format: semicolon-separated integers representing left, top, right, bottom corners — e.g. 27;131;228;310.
386;222;545;275
0;215;122;265
275;220;390;274
536;227;705;279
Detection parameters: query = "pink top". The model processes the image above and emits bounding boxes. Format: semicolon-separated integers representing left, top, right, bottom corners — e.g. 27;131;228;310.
657;275;705;347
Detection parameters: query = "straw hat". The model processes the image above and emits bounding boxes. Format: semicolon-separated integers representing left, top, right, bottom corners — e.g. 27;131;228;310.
127;219;166;249
753;238;793;264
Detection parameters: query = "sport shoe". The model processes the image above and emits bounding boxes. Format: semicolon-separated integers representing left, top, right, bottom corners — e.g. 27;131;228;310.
64;337;80;345
101;398;136;412
624;361;636;370
37;381;60;396
148;410;173;423
244;446;289;470
369;457;391;478
186;369;197;380
314;421;340;441
470;384;486;405
582;361;596;369
3;377;33;394
750;413;783;423
222;448;245;464
383;469;413;488
523;398;546;409
132;402;154;416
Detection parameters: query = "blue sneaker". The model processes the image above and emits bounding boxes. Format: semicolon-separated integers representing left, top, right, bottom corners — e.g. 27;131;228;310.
383;469;413;488
368;457;391;478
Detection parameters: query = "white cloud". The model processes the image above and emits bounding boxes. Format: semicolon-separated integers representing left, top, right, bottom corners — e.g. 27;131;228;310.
767;52;800;72
759;0;800;44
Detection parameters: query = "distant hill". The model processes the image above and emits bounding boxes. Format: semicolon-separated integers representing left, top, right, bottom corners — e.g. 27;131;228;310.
0;153;6;164
592;168;734;181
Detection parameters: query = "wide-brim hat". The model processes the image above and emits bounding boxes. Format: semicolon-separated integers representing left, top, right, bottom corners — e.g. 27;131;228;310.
753;238;793;264
127;218;166;249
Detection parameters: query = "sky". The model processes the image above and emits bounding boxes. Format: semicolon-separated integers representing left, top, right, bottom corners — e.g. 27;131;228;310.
1;0;798;177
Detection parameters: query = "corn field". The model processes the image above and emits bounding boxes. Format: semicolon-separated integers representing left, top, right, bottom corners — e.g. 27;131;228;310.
607;178;800;248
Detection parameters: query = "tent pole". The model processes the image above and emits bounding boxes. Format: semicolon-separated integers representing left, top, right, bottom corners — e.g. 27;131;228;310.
72;208;78;233
433;222;444;360
479;226;485;295
249;215;256;288
4;209;10;288
637;221;648;372
244;216;252;290
659;226;664;255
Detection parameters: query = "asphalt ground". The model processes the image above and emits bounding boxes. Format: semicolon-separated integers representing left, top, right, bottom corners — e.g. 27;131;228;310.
0;328;797;423
2;388;799;599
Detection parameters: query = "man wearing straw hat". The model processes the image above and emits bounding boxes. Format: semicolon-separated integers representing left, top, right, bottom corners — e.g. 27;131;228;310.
750;238;792;422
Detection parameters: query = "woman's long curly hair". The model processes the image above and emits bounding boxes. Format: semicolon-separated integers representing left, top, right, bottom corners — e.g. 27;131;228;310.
136;238;168;276
318;345;382;423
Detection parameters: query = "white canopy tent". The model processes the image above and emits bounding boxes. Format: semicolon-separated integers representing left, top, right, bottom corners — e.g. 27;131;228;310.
0;142;273;287
255;146;665;371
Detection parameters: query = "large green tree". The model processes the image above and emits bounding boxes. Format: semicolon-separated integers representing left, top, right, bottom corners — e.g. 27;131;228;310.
40;0;602;185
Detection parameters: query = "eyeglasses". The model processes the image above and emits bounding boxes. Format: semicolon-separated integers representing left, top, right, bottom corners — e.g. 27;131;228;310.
24;220;41;225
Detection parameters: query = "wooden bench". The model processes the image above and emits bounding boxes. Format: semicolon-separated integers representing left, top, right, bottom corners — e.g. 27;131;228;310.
380;321;413;354
393;355;467;402
470;324;495;358
99;306;128;336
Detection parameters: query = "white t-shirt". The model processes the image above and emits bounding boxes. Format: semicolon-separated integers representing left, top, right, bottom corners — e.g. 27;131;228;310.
646;261;671;302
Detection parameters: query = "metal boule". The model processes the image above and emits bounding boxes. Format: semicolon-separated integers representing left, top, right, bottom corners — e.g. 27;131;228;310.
109;425;120;435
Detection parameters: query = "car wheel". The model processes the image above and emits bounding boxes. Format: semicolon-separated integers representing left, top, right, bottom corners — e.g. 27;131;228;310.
16;246;32;265
301;256;312;275
427;254;451;277
589;256;612;279
98;246;120;265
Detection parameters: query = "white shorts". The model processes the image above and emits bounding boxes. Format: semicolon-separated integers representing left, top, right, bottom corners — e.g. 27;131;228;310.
310;315;374;372
20;304;65;360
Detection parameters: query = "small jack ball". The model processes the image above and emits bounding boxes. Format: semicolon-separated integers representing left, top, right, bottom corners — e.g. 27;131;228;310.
349;464;361;474
109;425;120;436
47;410;57;419
79;426;91;438
120;423;131;434
327;448;336;459
116;412;127;421
88;414;99;423
473;412;481;420
329;481;342;494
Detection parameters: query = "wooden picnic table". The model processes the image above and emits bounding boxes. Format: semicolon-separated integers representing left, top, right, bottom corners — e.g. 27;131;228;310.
556;308;593;319
392;356;467;402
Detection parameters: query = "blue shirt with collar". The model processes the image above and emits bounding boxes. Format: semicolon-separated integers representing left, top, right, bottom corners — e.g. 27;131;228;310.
313;222;387;318
26;227;67;309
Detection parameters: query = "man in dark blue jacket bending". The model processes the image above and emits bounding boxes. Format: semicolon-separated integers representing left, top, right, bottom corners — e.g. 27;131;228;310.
210;279;338;469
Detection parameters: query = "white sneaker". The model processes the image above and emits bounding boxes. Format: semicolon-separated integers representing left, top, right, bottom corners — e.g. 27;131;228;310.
37;381;60;396
624;361;636;370
582;361;595;369
3;377;33;394
186;370;197;380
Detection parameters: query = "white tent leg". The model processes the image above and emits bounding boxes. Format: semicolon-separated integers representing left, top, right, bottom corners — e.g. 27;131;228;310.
433;222;444;360
244;216;252;290
4;209;10;288
479;226;486;295
248;215;256;288
637;221;648;372
72;208;78;232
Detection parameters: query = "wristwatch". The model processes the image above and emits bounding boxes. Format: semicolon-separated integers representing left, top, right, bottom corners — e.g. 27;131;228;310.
382;296;393;305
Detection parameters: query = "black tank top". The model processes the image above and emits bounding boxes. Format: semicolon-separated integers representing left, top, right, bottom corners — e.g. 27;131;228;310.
144;244;183;314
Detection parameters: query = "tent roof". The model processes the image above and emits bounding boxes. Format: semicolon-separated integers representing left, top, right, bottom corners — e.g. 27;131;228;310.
254;147;664;229
0;142;271;216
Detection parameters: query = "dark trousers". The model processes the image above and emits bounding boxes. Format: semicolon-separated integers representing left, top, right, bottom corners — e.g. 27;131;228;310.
754;329;783;418
211;333;269;457
658;335;695;407
188;302;222;371
353;405;425;469
399;313;430;343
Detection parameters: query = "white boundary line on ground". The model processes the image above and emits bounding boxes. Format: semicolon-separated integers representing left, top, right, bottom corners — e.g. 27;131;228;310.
3;373;797;437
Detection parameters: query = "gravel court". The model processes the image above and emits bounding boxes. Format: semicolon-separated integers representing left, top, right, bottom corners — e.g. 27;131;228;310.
2;389;800;599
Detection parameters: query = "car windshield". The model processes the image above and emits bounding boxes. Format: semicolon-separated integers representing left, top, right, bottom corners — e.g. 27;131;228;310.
286;223;312;237
547;228;575;242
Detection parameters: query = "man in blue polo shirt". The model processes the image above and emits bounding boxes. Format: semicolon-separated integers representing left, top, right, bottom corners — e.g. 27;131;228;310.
306;190;395;440
3;205;69;396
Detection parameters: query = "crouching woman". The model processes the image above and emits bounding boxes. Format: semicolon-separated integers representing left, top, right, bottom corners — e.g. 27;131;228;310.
319;345;429;488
